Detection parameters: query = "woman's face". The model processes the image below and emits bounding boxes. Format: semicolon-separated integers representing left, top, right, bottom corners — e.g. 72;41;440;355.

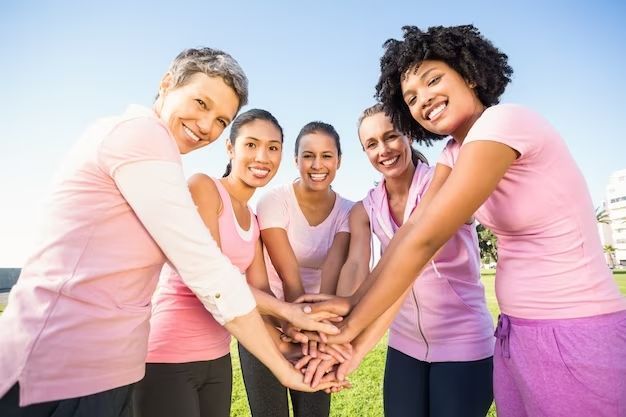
157;72;240;154
227;119;283;188
400;60;484;140
295;132;341;192
359;112;413;178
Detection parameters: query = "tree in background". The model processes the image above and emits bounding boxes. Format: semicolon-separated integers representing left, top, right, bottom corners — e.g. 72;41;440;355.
476;223;498;267
604;245;616;269
596;206;610;225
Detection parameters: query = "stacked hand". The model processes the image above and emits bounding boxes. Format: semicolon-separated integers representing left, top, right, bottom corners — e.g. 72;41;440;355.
278;293;363;392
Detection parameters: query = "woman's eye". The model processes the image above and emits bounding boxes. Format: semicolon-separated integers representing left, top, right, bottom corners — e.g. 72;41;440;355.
407;96;417;106
217;119;227;128
195;99;206;109
428;75;441;87
246;142;256;148
270;145;280;151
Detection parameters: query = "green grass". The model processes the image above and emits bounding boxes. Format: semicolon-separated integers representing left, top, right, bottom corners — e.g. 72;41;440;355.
228;271;626;417
1;272;625;416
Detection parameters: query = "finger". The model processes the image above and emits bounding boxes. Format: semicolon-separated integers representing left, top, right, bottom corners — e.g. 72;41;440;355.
307;310;340;321
322;346;346;363
294;293;335;304
294;355;312;370
301;320;339;336
302;330;321;342
309;340;318;358
329;344;352;361
304;358;322;385
312;361;334;388
286;327;309;344
301;341;308;356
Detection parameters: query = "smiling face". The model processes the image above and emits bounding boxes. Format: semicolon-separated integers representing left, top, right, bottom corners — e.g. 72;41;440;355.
227;119;283;188
400;60;485;141
156;72;240;154
358;112;413;178
295;132;341;192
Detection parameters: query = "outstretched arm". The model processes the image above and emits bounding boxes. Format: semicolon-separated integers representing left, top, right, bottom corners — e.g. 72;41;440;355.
338;141;517;342
335;202;373;297
261;228;305;302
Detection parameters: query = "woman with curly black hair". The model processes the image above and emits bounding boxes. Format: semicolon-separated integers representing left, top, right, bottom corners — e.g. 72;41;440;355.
312;25;626;416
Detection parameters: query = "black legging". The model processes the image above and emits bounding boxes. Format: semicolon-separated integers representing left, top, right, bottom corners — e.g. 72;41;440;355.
0;383;134;417
133;355;232;417
383;347;493;417
238;343;330;417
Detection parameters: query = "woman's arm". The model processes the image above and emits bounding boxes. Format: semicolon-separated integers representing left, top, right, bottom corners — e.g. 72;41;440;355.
319;232;350;295
114;163;339;391
336;141;518;342
261;228;305;302
246;239;341;336
334;202;373;297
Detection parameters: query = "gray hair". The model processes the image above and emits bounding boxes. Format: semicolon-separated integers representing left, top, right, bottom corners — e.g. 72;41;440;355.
357;103;385;129
165;47;249;109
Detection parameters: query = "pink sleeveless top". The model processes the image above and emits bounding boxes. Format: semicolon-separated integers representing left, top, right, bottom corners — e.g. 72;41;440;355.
146;178;259;363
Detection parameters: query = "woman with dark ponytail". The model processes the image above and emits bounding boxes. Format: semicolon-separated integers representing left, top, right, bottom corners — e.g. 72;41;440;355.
135;109;344;417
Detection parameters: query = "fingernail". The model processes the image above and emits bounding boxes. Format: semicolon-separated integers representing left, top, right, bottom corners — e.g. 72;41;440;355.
302;305;312;313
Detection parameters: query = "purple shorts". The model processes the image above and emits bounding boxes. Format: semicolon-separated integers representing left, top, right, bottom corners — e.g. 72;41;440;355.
494;310;626;417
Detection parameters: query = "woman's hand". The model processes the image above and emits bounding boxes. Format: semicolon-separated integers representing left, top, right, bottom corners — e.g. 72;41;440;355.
294;293;353;317
276;361;348;393
281;301;341;338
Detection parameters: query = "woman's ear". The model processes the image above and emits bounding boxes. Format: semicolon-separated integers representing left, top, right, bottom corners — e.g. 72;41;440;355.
159;72;174;95
226;139;234;159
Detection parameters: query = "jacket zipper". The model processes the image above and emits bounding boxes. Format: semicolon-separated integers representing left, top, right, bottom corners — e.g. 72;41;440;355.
411;286;429;360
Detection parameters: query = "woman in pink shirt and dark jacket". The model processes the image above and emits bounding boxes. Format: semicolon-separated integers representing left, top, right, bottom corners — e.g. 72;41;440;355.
313;25;626;417
326;103;494;417
0;48;340;417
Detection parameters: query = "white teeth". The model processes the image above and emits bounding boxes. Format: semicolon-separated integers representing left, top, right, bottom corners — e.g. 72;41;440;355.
250;167;270;177
309;173;328;182
428;103;447;120
381;156;399;166
183;126;201;142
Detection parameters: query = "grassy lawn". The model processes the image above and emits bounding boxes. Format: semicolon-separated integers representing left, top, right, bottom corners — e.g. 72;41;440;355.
230;271;626;417
1;272;625;416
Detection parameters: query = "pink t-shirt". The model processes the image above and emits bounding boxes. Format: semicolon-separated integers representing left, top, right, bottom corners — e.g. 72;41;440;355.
147;178;259;363
439;104;626;319
256;183;353;300
0;106;180;405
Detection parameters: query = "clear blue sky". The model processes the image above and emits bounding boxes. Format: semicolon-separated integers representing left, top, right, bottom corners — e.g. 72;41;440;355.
1;0;625;266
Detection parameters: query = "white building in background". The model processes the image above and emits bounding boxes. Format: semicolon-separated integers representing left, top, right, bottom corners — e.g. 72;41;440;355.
606;168;626;266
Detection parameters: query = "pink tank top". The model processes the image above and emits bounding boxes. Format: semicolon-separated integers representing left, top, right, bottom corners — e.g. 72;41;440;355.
146;177;259;363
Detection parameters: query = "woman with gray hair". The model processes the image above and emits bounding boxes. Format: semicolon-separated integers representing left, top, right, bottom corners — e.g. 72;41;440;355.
0;47;339;417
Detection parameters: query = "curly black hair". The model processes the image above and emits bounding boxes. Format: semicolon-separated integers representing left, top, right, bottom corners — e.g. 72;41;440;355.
375;25;513;145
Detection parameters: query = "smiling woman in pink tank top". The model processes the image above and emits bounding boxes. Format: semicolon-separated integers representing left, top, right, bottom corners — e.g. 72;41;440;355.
134;109;343;417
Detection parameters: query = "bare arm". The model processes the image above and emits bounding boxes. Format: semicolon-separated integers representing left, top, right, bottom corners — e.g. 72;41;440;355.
261;228;305;302
319;232;350;295
335;203;372;297
246;239;340;336
340;141;517;342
